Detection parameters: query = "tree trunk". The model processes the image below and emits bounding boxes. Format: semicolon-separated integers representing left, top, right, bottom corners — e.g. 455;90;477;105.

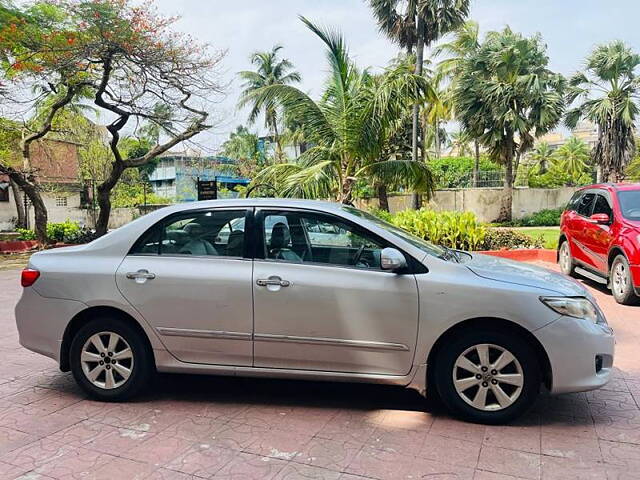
272;121;283;162
434;123;441;159
376;182;389;212
411;17;425;210
498;151;514;223
473;140;480;187
10;179;26;229
95;161;125;236
7;172;47;243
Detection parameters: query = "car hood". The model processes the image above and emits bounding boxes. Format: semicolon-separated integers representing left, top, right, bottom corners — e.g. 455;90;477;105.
465;253;587;296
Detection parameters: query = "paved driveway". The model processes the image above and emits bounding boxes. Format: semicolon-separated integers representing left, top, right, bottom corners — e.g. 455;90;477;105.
0;263;639;480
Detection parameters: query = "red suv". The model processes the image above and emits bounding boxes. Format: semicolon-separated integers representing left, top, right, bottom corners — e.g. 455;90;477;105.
559;183;640;305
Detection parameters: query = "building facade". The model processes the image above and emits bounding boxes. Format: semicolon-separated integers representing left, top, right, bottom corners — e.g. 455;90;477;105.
148;152;250;202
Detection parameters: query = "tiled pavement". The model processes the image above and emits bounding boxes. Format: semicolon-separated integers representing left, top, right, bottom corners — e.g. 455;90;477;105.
1;263;640;480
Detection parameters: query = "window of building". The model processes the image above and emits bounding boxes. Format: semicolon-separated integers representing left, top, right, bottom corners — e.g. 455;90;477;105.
55;196;68;207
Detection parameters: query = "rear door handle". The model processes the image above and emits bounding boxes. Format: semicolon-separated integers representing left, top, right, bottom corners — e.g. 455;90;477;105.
126;269;156;281
256;278;290;287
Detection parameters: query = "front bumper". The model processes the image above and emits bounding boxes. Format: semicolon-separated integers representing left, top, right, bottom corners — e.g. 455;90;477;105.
535;315;614;394
630;264;640;293
15;287;86;363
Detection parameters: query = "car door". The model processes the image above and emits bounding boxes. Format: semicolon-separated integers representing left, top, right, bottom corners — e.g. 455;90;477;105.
116;208;254;365
252;208;419;376
569;192;596;267
583;192;614;273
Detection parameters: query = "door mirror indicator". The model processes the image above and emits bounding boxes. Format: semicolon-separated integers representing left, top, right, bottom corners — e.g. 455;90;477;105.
380;248;407;271
590;213;610;225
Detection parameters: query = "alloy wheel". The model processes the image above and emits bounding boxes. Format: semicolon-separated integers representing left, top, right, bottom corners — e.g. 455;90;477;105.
612;261;628;297
452;343;524;411
80;331;134;389
560;243;571;273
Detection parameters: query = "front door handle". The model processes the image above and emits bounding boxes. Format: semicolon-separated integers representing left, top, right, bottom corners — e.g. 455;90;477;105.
126;269;156;281
256;277;290;287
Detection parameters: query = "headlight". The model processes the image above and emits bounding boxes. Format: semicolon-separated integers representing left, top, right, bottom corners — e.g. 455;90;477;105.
540;296;600;324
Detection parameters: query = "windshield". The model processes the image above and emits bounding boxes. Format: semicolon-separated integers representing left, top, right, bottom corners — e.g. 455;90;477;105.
342;206;447;258
617;190;640;221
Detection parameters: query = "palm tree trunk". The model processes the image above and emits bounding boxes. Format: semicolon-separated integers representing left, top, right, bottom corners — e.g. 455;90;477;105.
376;182;390;212
272;120;283;162
411;17;425;210
498;145;514;223
473;140;480;187
10;179;26;229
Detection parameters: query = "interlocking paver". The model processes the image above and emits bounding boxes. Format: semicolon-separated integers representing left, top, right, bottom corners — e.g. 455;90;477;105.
1;262;640;479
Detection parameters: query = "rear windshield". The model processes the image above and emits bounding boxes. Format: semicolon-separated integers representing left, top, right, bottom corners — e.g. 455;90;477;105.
617;190;640;221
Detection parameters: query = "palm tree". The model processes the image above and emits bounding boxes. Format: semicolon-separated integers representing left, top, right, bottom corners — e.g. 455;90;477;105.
529;142;555;175
565;41;639;182
434;20;481;185
244;17;436;205
237;45;301;161
454;28;565;222
554;137;590;178
449;130;473;157
369;0;471;208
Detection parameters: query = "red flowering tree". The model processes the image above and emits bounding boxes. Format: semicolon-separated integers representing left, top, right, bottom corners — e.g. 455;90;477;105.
1;1;91;242
1;0;225;238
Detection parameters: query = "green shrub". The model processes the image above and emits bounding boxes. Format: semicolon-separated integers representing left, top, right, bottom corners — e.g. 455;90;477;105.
64;227;99;244
480;229;544;250
16;228;36;241
46;220;81;243
389;209;486;251
368;208;394;223
429;155;501;189
511;208;564;227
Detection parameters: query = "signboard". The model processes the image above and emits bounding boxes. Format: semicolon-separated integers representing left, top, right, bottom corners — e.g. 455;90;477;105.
197;179;217;201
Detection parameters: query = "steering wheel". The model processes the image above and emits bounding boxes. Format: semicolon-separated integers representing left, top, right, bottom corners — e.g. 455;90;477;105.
627;208;640;218
352;244;366;266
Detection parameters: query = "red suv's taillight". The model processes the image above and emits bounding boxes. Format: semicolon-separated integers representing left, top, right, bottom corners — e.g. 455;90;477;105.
21;268;40;287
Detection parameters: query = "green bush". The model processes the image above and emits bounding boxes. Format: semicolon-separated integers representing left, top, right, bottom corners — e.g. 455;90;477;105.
389;209;486;251
16;228;36;241
510;208;564;227
46;220;81;243
429;155;501;189
480;229;544;250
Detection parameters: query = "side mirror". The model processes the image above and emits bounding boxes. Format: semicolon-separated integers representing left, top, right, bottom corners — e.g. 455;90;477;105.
590;213;610;225
380;247;407;271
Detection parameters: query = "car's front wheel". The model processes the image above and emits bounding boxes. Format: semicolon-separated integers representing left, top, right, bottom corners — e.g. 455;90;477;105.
434;329;540;424
610;254;639;305
70;316;153;401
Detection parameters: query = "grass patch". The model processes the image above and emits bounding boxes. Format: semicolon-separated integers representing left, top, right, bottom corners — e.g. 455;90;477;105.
509;227;560;249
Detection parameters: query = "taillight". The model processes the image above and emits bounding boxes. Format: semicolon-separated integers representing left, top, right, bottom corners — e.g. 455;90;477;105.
21;268;40;287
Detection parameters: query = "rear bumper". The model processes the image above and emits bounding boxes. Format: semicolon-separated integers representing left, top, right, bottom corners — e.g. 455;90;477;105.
15;287;86;364
535;315;614;394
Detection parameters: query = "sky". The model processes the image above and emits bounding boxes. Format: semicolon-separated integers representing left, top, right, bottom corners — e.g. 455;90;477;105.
151;0;640;153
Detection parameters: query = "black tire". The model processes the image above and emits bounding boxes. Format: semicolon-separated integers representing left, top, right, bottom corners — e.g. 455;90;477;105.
610;254;640;306
558;240;578;278
434;329;540;424
70;316;154;401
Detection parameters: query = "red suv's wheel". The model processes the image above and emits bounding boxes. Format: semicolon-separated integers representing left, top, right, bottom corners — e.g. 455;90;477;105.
559;240;577;277
610;255;640;306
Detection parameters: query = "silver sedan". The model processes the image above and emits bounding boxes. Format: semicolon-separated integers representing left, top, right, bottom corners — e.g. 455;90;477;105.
15;199;614;424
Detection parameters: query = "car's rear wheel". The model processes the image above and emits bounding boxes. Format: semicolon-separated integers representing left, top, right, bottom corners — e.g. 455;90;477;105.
610;255;639;305
70;316;153;401
434;329;540;424
559;240;577;277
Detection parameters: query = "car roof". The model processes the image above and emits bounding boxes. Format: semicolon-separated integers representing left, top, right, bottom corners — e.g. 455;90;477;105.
163;198;346;212
579;182;640;193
